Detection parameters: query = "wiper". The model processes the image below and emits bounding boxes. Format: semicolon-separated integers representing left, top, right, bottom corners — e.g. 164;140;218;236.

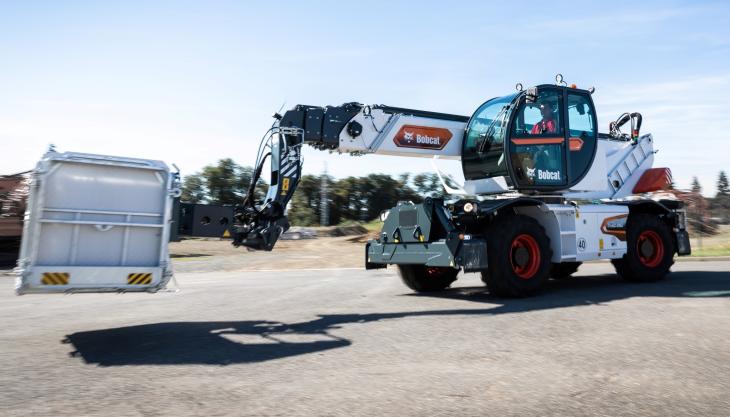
477;106;507;154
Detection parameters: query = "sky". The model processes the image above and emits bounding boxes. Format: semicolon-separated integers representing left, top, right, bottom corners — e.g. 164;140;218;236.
1;1;728;196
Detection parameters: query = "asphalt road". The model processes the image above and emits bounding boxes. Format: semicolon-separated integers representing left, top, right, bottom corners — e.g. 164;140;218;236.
1;261;729;417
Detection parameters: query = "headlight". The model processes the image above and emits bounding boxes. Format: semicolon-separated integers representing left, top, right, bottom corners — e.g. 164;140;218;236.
379;210;390;222
463;202;475;213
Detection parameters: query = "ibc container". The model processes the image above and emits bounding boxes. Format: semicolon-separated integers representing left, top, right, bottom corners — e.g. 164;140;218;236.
15;151;180;294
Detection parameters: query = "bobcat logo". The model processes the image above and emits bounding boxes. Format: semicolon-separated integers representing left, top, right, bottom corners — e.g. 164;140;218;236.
393;125;453;150
526;166;536;179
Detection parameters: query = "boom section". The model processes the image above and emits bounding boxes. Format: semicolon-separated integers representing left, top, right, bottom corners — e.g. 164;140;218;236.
279;103;469;159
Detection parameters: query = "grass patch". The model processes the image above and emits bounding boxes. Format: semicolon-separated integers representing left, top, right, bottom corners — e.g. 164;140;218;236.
361;219;383;232
690;243;730;257
337;219;382;233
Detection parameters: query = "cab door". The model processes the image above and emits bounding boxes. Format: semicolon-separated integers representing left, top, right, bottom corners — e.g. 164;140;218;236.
565;91;598;184
507;86;568;190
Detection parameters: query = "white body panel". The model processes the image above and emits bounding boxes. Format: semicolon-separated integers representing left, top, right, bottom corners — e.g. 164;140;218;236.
464;177;510;195
338;108;466;159
567;139;609;193
565;135;655;200
16;151;179;294
572;204;629;261
515;203;628;263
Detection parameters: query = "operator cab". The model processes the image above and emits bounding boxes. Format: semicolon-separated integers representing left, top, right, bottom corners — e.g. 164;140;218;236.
462;84;597;192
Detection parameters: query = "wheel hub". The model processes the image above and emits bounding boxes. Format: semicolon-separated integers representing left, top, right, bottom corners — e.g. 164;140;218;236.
637;230;664;268
640;239;654;258
510;234;541;280
513;247;530;267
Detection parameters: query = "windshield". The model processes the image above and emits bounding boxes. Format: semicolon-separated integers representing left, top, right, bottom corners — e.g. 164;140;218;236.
462;93;517;180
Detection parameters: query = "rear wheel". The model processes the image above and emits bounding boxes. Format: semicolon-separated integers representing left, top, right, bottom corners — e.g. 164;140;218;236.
482;214;552;297
550;262;582;279
611;213;674;282
397;265;458;292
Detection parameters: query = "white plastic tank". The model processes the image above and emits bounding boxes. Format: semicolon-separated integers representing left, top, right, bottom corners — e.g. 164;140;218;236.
15;151;180;294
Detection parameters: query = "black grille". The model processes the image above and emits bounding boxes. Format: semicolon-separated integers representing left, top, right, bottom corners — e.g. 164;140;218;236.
399;209;417;226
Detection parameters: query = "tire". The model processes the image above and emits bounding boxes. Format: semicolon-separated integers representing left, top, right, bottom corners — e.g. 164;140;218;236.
480;271;490;285
550;262;582;279
481;214;553;297
611;213;674;282
397;265;458;292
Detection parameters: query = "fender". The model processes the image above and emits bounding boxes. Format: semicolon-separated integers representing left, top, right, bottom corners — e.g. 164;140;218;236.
612;199;690;255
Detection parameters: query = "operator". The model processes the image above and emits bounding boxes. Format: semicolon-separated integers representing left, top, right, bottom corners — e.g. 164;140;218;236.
530;102;557;134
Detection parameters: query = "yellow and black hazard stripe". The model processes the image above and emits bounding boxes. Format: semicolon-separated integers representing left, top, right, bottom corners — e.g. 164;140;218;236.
41;272;70;285
127;273;153;285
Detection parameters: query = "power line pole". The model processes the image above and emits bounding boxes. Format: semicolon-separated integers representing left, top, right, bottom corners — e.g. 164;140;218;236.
320;162;329;226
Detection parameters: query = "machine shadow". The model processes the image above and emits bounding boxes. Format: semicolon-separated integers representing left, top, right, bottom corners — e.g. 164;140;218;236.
411;270;730;309
64;270;729;367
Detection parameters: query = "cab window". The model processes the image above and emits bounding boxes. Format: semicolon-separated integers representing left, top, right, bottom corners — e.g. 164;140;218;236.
461;95;515;180
512;90;563;137
509;89;566;188
567;93;597;181
568;94;595;137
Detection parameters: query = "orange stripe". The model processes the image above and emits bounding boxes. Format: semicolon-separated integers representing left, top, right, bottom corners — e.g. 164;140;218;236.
511;137;564;145
569;137;584;151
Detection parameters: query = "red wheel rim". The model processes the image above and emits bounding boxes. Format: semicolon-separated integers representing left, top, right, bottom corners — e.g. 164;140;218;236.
637;230;664;268
510;234;541;279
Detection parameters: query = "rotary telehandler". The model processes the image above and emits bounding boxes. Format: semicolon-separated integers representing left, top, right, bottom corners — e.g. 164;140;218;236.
234;75;691;297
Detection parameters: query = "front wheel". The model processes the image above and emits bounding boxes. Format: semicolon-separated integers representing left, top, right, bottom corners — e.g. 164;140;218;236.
611;213;675;282
482;214;553;297
397;265;458;292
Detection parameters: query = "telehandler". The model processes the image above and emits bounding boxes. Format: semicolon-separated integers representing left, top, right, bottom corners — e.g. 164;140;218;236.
234;75;690;297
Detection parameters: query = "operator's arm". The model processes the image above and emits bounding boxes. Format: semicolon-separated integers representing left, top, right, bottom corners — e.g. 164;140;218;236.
233;103;469;251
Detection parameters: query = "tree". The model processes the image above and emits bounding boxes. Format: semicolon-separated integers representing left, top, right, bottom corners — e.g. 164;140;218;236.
181;173;207;203
238;165;269;203
713;171;730;224
202;158;242;205
413;173;443;198
717;171;729;197
287;175;321;226
686;176;718;235
691;177;702;194
180;160;268;206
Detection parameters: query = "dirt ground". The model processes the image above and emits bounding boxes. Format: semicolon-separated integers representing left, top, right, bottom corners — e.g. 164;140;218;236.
170;235;367;272
170;223;730;274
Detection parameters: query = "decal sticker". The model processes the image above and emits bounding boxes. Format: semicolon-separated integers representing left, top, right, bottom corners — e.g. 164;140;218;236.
536;169;561;182
601;214;628;241
393;125;453;150
578;238;587;252
526;167;536;180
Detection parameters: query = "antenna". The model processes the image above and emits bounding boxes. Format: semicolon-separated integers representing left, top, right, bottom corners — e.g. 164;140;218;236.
273;102;287;120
